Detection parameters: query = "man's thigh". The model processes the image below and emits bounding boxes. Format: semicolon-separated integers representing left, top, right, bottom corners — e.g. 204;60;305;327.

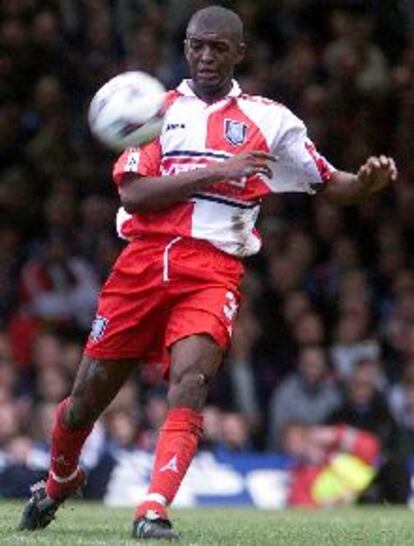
166;287;240;355
166;236;244;356
169;334;223;381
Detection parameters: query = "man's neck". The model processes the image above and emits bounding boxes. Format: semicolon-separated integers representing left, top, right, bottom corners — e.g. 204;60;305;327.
190;80;233;103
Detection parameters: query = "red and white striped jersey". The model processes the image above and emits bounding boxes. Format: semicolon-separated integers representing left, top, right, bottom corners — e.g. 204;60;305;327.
113;79;335;257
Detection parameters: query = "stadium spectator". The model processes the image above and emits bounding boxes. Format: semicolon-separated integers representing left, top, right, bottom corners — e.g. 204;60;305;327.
281;422;380;508
324;6;390;96
16;232;98;332
327;360;410;503
330;315;381;382
223;305;261;432
200;405;222;450
268;345;341;450
138;389;169;451
388;369;414;454
75;194;119;279
328;360;397;448
104;409;139;452
217;411;252;453
291;312;326;347
0;401;21;450
35;368;70;405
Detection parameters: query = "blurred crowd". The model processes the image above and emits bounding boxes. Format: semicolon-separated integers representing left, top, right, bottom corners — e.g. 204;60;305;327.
1;0;414;502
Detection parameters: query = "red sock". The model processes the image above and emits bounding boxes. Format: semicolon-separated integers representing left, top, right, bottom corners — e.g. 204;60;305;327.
46;398;92;498
136;408;203;518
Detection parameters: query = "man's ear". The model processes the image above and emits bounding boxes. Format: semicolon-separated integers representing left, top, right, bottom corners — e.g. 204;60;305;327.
235;41;247;65
184;39;190;61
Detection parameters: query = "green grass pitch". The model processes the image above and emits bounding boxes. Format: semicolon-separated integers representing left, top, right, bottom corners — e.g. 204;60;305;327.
1;501;414;545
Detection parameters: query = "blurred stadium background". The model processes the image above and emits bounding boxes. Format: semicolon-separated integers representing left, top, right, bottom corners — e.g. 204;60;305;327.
1;0;414;510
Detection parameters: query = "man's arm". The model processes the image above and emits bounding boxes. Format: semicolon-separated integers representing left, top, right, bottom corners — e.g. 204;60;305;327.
118;151;276;213
321;155;398;204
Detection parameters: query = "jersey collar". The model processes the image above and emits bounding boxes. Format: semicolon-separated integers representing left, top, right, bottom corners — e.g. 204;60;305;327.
177;79;242;99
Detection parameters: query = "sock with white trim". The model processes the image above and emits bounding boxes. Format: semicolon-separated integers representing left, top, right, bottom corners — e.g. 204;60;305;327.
46;398;92;499
135;407;203;519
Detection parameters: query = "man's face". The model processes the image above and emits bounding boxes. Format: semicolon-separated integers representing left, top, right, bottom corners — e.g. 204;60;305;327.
184;25;245;99
299;348;326;385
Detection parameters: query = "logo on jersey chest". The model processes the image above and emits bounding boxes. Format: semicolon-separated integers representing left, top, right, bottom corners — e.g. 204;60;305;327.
224;119;248;146
166;122;186;131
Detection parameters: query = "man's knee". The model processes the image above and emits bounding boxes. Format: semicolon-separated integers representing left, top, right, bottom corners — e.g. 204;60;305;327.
168;335;224;410
168;367;211;409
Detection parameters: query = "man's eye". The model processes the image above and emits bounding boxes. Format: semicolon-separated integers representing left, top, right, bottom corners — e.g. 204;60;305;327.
190;41;202;50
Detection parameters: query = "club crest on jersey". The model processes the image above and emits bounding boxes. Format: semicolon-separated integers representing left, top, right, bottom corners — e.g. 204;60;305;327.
224;119;247;146
89;315;108;342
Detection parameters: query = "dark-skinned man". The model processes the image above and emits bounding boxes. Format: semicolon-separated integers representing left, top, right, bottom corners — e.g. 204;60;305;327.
19;5;397;541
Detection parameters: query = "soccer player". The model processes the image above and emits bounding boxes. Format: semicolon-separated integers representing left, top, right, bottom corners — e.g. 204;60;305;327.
19;5;397;540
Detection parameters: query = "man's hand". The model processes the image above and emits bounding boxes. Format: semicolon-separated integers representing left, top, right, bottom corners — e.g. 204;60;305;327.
322;155;398;205
214;151;277;180
357;155;398;193
307;426;338;448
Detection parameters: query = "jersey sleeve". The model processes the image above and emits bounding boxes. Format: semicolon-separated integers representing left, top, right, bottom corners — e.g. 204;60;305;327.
268;108;336;194
112;139;161;187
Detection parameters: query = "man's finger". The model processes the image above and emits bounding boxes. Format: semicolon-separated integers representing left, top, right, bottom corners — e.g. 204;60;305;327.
361;165;372;178
247;166;272;178
389;158;398;181
388;157;396;169
259;166;273;178
249;151;278;162
377;156;398;181
369;157;381;169
379;155;389;166
388;157;398;179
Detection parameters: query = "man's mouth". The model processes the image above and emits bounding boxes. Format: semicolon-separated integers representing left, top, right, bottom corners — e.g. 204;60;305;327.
197;69;219;79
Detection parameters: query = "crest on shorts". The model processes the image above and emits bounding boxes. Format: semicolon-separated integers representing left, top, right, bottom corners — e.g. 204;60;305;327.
223;291;238;321
224;119;247;146
90;315;108;342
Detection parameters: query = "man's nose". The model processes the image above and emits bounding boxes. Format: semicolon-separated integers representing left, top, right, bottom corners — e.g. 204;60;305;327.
200;45;214;63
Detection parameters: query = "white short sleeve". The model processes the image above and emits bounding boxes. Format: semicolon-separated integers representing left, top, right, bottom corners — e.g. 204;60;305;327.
267;108;336;194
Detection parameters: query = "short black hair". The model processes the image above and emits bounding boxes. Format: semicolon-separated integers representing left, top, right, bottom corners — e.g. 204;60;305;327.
187;5;244;42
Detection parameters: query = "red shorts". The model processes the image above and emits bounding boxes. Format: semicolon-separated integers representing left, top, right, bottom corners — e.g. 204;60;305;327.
84;236;244;373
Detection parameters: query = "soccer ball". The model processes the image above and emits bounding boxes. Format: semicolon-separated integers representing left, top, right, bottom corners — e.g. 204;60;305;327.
88;71;166;151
